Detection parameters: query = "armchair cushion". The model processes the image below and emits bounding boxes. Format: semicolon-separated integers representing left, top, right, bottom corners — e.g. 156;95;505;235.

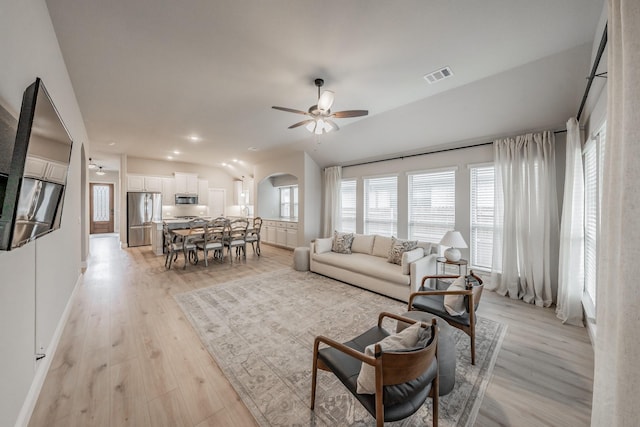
387;237;418;265
332;231;355;254
443;276;467;316
356;322;424;394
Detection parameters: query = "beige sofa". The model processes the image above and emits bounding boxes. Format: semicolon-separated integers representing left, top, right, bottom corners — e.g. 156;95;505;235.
309;234;438;302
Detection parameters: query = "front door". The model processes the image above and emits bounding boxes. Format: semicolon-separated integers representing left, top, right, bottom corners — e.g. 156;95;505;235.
90;183;114;234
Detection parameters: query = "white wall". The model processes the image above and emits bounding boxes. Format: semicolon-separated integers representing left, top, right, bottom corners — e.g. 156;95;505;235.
0;0;88;425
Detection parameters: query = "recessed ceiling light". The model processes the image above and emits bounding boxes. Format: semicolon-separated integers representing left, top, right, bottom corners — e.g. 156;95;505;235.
173;150;181;155
189;135;200;142
248;146;259;151
167;156;173;160
221;162;227;167
232;159;238;163
108;142;116;146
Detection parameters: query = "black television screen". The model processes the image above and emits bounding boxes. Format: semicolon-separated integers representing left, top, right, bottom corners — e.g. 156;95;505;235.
0;78;73;250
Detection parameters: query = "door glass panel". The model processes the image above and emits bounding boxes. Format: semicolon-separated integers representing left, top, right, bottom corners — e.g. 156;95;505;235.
93;184;110;222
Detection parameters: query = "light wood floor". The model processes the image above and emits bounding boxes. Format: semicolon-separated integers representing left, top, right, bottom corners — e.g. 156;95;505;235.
28;235;593;426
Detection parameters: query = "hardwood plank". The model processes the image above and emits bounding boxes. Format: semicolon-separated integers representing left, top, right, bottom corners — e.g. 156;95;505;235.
110;358;150;427
147;389;191;427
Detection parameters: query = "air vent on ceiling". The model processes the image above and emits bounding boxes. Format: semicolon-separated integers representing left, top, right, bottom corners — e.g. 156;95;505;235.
423;66;454;84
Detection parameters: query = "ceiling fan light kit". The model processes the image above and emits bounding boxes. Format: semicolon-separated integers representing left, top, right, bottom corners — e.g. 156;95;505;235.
272;78;368;134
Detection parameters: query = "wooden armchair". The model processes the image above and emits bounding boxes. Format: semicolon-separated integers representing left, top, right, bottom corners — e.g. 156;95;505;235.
408;271;484;365
311;312;439;427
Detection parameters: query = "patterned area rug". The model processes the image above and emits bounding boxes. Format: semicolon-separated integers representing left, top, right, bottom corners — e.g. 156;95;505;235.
175;269;506;426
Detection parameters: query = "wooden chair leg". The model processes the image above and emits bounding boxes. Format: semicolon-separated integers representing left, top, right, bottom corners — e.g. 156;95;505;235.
470;332;476;365
433;371;439;427
311;343;319;410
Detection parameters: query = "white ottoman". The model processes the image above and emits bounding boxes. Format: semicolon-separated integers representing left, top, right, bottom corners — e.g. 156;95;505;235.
293;247;310;271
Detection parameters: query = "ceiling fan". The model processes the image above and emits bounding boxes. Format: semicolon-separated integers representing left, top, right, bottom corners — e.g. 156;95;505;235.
272;78;368;135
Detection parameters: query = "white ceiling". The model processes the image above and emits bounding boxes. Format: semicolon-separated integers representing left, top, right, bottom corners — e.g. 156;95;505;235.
45;0;604;175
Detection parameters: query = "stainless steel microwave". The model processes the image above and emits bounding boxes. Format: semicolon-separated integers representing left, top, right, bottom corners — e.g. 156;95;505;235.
175;194;198;204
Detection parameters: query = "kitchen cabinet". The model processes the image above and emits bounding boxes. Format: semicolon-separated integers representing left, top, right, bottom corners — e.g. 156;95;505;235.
25;156;68;184
286;223;298;248
276;227;287;246
128;175;163;192
162;177;175;205
262;220;297;249
198;179;209;205
174;172;198;194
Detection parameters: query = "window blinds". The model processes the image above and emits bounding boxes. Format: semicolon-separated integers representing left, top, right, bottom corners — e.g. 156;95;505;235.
364;176;397;236
470;166;495;269
340;179;356;233
408;169;455;242
584;124;605;307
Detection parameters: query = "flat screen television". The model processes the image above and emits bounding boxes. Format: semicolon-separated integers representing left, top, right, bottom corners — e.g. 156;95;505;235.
0;78;73;250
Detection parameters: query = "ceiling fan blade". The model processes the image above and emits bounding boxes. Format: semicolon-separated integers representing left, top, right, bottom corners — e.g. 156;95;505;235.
330;110;369;118
272;106;309;115
317;90;335;112
288;119;315;129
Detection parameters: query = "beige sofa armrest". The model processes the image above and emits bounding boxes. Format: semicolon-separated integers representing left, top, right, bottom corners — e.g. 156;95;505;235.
410;254;437;293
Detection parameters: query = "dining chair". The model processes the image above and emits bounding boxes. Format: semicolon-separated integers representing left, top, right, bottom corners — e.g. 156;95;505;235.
245;216;263;256
162;223;183;269
224;218;249;263
182;218;207;269
196;218;226;266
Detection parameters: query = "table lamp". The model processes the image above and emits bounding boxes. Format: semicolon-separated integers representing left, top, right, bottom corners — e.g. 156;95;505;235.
440;231;467;262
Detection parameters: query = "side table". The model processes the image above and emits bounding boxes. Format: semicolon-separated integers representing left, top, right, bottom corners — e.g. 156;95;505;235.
436;257;468;276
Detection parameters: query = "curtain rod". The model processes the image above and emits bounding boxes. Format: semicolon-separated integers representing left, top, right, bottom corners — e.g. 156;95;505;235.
577;23;608;121
342;129;567;169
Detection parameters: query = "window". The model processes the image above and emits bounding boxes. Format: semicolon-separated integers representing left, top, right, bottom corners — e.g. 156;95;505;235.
279;185;298;219
470;165;495;270
340;179;356;233
364;176;397;236
584;123;606;308
408;169;455;242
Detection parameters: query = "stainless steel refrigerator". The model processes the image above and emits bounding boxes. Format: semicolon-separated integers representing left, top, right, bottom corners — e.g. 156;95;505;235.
127;192;162;247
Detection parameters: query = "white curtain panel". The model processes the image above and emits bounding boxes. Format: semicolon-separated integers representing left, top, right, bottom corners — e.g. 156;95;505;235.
592;2;640;425
556;118;585;326
323;166;342;237
489;131;559;307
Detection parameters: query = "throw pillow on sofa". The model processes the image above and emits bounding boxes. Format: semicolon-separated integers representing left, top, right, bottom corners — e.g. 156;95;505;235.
332;231;354;254
443;275;467;316
315;237;333;254
401;247;425;275
387;237;418;265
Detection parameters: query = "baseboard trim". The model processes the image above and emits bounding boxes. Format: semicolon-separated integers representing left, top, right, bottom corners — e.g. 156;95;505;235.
14;272;83;427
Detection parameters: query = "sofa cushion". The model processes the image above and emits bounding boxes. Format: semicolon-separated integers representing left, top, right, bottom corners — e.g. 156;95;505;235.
332;231;354;254
316;237;333;254
444;275;467;316
372;235;393;258
401;247;425;275
388;237;418;265
351;234;375;254
356;321;423;394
